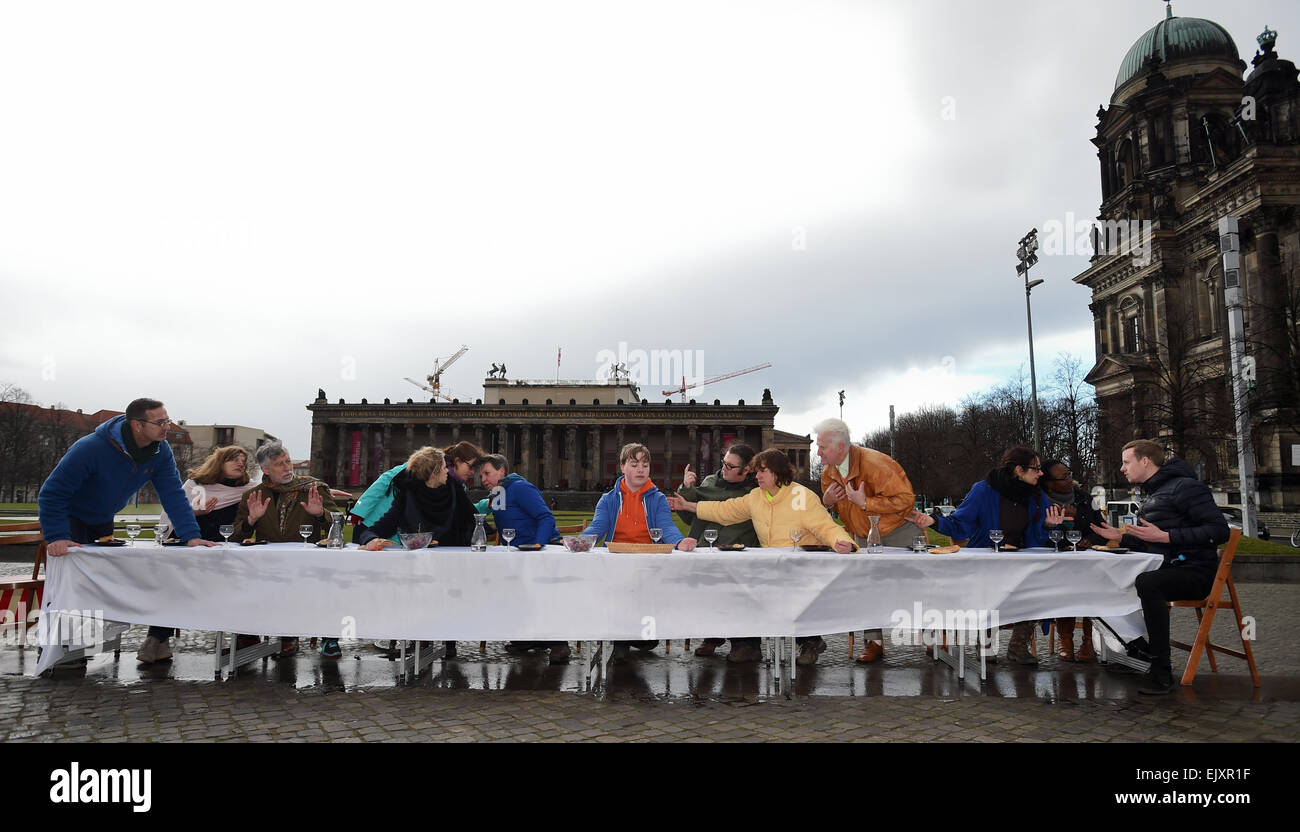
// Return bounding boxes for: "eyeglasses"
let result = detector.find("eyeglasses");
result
[1026,466,1043,472]
[135,418,169,428]
[722,462,742,471]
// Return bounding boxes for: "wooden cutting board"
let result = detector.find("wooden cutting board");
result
[606,542,674,554]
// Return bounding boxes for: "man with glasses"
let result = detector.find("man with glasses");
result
[38,398,219,664]
[813,417,920,664]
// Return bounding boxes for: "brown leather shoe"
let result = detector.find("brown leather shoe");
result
[854,641,884,664]
[694,638,725,657]
[1054,618,1076,661]
[1075,623,1097,662]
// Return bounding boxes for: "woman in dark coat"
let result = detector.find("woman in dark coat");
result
[911,445,1066,664]
[358,446,476,548]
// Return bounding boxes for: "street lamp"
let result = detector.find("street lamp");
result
[1016,228,1044,452]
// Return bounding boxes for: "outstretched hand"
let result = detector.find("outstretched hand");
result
[301,488,325,517]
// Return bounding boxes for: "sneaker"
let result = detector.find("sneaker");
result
[610,643,631,664]
[1138,667,1176,695]
[633,640,658,652]
[796,637,826,666]
[319,638,342,658]
[726,644,762,663]
[505,641,534,654]
[444,640,458,659]
[277,637,300,658]
[549,643,572,665]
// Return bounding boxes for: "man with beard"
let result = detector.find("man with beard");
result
[234,441,342,657]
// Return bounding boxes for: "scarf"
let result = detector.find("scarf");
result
[157,471,264,535]
[986,467,1039,506]
[120,422,159,463]
[265,475,327,533]
[394,470,455,532]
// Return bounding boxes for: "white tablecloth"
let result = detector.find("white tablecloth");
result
[34,544,1163,674]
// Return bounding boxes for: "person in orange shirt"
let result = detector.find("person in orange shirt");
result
[582,443,697,663]
[814,418,921,664]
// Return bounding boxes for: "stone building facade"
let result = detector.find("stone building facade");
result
[1075,9,1300,510]
[307,380,812,501]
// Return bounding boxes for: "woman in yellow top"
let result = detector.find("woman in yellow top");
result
[669,448,856,554]
[667,448,855,666]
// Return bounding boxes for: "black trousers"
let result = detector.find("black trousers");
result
[1135,565,1216,672]
[69,517,173,642]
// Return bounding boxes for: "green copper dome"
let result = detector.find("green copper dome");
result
[1114,13,1240,92]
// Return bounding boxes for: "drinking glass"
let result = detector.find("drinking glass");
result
[220,524,235,548]
[988,529,1004,552]
[649,528,662,544]
[1066,530,1082,552]
[125,524,141,545]
[1049,529,1064,551]
[299,524,314,548]
[913,534,929,553]
[789,528,804,551]
[501,528,516,550]
[155,518,171,547]
[703,529,718,552]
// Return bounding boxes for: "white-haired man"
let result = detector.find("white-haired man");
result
[814,417,921,663]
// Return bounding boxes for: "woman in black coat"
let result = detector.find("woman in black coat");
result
[358,447,476,549]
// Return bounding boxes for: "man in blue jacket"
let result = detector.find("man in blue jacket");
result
[476,454,560,546]
[38,398,219,664]
[476,453,571,663]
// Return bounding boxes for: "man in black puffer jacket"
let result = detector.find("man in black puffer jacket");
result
[1091,439,1229,695]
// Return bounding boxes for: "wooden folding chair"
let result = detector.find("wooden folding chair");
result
[0,531,46,646]
[1170,528,1259,686]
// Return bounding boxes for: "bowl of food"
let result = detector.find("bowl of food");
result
[562,534,597,552]
[399,532,434,550]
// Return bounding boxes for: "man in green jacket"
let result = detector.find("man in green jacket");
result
[674,444,764,662]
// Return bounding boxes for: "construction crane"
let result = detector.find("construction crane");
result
[662,362,772,402]
[403,344,469,401]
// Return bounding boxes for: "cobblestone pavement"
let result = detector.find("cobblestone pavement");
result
[4,554,1298,742]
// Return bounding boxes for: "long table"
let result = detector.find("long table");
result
[33,543,1163,682]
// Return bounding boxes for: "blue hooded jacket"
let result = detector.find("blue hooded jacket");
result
[582,477,684,546]
[935,478,1052,549]
[38,415,201,543]
[487,473,559,546]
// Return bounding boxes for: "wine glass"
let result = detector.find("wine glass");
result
[220,524,235,548]
[1066,530,1083,552]
[125,524,141,546]
[988,529,1004,552]
[299,524,314,548]
[702,529,718,552]
[1049,528,1064,551]
[913,534,929,553]
[501,528,516,550]
[649,528,662,545]
[789,528,804,551]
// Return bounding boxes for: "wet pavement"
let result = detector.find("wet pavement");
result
[4,554,1298,741]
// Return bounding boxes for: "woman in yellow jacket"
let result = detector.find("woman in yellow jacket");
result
[667,448,856,665]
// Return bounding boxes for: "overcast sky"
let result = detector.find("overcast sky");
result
[2,1,1296,458]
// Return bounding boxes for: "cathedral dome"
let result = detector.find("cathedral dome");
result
[1113,10,1240,99]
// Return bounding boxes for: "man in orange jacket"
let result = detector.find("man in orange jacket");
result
[815,418,922,664]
